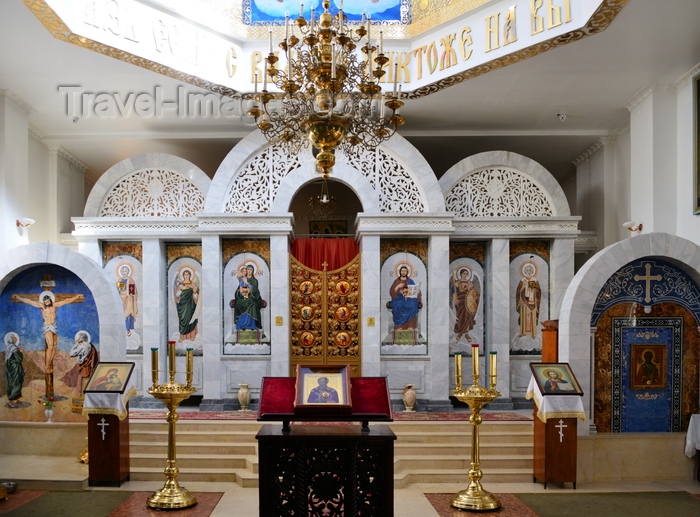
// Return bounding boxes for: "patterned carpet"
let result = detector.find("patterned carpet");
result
[128,410,532,421]
[0,491,223,517]
[425,492,700,517]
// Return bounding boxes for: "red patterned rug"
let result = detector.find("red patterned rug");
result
[129,410,532,421]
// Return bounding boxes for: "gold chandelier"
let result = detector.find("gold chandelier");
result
[247,0,405,179]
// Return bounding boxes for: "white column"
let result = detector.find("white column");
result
[549,238,575,320]
[0,91,31,254]
[487,239,510,397]
[201,235,222,398]
[141,238,166,397]
[628,87,677,234]
[270,234,290,376]
[428,234,450,400]
[361,235,381,376]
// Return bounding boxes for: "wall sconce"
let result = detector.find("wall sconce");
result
[623,221,643,233]
[16,217,35,228]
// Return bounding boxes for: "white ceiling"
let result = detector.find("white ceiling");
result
[1,0,699,189]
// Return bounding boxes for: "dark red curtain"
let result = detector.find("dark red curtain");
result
[290,238,359,271]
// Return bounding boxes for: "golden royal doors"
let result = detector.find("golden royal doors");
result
[290,255,361,376]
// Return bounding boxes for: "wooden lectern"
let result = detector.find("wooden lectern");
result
[87,410,130,486]
[257,376,395,516]
[528,360,585,489]
[82,362,135,487]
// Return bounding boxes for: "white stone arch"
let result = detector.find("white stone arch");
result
[206,130,445,214]
[0,243,126,361]
[559,232,700,429]
[84,153,211,217]
[439,150,571,217]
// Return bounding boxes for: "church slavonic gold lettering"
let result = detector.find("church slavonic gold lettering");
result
[547,0,571,28]
[439,34,458,70]
[412,46,426,80]
[460,27,473,61]
[84,0,138,43]
[504,6,517,46]
[485,13,500,52]
[531,0,544,34]
[397,51,411,83]
[426,42,439,74]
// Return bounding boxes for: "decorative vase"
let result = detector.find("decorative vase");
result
[44,408,54,422]
[402,384,416,412]
[237,383,251,411]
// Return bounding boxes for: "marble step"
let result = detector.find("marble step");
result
[130,466,258,487]
[129,429,260,443]
[130,440,258,455]
[395,454,532,471]
[395,442,532,456]
[130,452,255,471]
[394,468,533,488]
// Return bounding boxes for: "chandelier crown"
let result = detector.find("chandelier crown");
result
[247,0,405,177]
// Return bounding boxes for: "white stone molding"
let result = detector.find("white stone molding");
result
[207,130,444,215]
[675,63,700,91]
[452,217,580,238]
[558,232,700,433]
[575,231,599,253]
[439,151,571,218]
[72,217,200,239]
[356,213,454,237]
[0,89,35,114]
[0,243,126,361]
[197,213,295,235]
[84,153,210,218]
[57,147,89,173]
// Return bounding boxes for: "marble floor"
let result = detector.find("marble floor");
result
[1,454,699,516]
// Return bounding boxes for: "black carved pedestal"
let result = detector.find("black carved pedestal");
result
[256,424,396,517]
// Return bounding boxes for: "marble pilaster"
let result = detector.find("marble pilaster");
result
[428,234,450,400]
[360,235,381,376]
[488,239,511,397]
[269,234,290,376]
[550,237,575,320]
[141,239,166,396]
[201,235,222,399]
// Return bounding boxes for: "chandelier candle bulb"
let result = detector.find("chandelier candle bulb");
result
[379,31,383,54]
[455,352,463,389]
[472,343,480,382]
[151,347,159,387]
[268,29,272,53]
[393,63,398,96]
[332,44,336,79]
[299,3,303,17]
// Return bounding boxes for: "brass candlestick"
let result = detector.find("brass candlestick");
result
[147,343,197,510]
[451,346,501,511]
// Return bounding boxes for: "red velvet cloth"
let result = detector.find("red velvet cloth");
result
[258,377,392,421]
[290,238,359,271]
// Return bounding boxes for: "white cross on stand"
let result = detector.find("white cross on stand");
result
[98,417,109,440]
[555,419,567,442]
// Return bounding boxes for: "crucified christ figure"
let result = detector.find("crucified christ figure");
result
[12,291,83,398]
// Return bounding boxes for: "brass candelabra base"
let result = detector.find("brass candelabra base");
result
[451,383,501,511]
[147,381,197,510]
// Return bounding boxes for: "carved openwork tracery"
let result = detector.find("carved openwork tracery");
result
[224,146,306,213]
[445,167,553,217]
[99,168,205,217]
[222,143,425,214]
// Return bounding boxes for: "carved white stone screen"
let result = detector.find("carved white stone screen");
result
[347,147,425,213]
[224,146,305,213]
[223,143,425,213]
[99,168,205,217]
[445,167,553,217]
